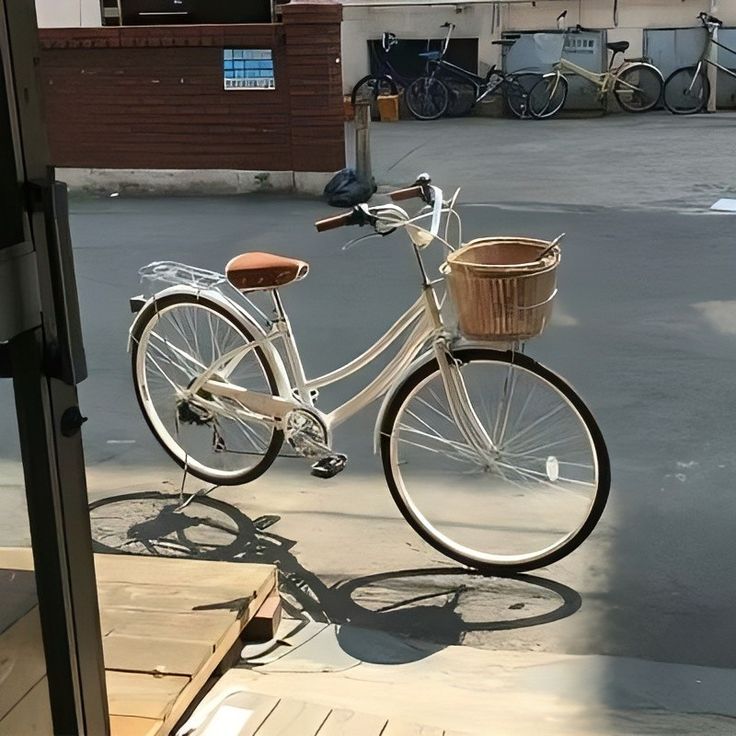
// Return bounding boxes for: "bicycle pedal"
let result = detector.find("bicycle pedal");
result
[310,453,347,479]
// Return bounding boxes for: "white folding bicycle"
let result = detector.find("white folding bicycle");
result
[129,176,610,574]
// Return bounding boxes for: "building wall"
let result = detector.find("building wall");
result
[37,6,345,173]
[35,0,101,27]
[342,0,732,89]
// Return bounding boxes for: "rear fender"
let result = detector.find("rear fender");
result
[127,286,291,399]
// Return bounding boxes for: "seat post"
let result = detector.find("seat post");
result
[271,290,287,323]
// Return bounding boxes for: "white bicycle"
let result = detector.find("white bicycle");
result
[129,176,610,574]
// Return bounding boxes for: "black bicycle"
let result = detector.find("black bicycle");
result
[406,23,539,120]
[663,12,731,114]
[351,32,403,120]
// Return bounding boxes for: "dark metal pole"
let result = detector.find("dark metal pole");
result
[1,0,109,733]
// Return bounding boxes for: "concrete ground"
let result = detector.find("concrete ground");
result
[4,113,736,733]
[372,111,736,213]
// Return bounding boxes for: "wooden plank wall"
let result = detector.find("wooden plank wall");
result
[38,3,345,172]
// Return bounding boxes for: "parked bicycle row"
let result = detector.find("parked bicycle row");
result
[353,11,727,121]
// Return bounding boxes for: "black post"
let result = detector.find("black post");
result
[1,0,109,733]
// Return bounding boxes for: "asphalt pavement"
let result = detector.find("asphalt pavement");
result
[3,114,736,731]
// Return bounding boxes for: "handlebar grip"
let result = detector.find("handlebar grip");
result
[315,211,356,232]
[390,185,425,202]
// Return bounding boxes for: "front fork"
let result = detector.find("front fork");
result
[433,337,498,463]
[422,284,497,462]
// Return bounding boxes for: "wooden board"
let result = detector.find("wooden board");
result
[0,548,277,736]
[109,716,162,736]
[253,699,330,736]
[317,708,388,736]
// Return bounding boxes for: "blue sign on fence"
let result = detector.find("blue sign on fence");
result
[223,49,275,90]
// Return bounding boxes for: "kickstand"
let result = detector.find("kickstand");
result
[175,482,220,513]
[174,459,221,513]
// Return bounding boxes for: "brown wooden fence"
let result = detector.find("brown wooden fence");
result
[38,2,344,173]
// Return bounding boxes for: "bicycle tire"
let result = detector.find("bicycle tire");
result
[405,76,449,120]
[131,292,283,486]
[663,66,709,114]
[529,72,569,119]
[613,63,663,113]
[380,348,610,575]
[504,73,539,119]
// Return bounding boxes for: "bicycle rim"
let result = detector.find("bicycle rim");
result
[406,77,449,120]
[614,65,662,112]
[382,351,609,572]
[505,73,539,119]
[664,66,708,114]
[132,295,281,484]
[529,74,567,119]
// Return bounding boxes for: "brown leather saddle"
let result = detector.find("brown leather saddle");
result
[225,252,309,291]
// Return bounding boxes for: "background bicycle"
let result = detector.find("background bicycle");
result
[663,13,729,114]
[529,11,663,119]
[406,23,540,120]
[350,32,403,120]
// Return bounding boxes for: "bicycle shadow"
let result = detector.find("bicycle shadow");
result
[89,490,582,664]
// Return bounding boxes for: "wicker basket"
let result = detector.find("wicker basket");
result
[442,237,560,341]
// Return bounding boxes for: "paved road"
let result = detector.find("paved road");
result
[2,117,736,722]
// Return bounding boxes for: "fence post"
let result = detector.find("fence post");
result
[354,100,372,183]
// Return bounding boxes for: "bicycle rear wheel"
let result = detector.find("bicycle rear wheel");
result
[663,66,709,114]
[529,72,568,119]
[613,64,663,112]
[405,76,449,120]
[380,348,610,574]
[131,293,283,485]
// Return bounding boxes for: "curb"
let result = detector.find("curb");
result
[56,169,334,197]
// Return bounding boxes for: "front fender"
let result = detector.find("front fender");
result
[127,286,292,400]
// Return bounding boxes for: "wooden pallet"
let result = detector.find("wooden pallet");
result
[0,548,277,736]
[179,687,473,736]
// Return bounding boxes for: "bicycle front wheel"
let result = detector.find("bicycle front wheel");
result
[613,64,663,112]
[131,293,283,485]
[504,73,539,119]
[663,66,709,114]
[405,76,449,120]
[380,349,610,574]
[528,72,568,119]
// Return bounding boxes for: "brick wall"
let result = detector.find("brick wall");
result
[38,2,344,172]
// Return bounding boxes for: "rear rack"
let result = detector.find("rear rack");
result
[138,261,225,290]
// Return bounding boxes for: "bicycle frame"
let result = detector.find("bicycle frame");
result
[194,284,439,432]
[690,31,736,87]
[430,58,506,104]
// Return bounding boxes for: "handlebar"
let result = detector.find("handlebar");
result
[699,12,723,27]
[390,185,427,202]
[315,209,365,232]
[314,175,442,246]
